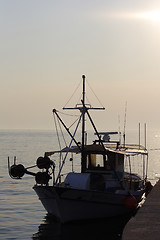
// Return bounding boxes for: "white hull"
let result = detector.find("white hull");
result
[33,185,144,223]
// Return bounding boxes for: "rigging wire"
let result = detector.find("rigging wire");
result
[53,113,62,151]
[76,94,83,107]
[63,77,105,109]
[57,116,68,147]
[68,116,81,129]
[123,101,127,146]
[53,113,64,172]
[57,110,81,130]
[118,114,121,143]
[86,79,105,108]
[58,110,79,117]
[85,95,92,106]
[63,79,82,108]
[55,114,82,183]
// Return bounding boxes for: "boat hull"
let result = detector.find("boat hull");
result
[33,185,144,222]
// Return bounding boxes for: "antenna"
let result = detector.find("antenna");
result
[144,123,147,149]
[123,101,127,147]
[139,123,141,149]
[118,114,121,144]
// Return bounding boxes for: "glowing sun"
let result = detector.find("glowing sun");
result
[135,10,160,22]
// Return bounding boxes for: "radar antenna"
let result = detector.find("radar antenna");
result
[123,101,127,147]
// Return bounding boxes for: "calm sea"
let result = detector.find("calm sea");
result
[0,129,160,240]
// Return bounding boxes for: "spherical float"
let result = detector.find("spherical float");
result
[124,196,137,209]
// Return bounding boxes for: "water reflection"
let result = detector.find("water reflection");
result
[33,213,133,240]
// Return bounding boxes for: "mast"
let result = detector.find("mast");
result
[63,75,105,173]
[81,75,86,172]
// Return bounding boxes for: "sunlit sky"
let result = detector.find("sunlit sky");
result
[1,0,160,132]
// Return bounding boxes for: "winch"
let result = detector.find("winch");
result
[8,156,55,185]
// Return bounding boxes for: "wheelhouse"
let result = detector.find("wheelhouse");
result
[83,144,124,175]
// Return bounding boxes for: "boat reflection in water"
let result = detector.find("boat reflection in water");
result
[33,212,135,240]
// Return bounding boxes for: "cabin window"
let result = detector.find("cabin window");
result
[96,154,104,167]
[86,153,110,170]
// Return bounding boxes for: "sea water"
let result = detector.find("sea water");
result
[0,129,160,240]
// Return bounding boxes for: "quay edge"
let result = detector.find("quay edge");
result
[122,179,160,240]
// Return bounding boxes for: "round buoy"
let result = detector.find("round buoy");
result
[124,196,137,209]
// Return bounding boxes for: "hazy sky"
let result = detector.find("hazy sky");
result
[1,0,160,132]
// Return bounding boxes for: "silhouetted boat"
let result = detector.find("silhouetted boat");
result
[8,75,149,223]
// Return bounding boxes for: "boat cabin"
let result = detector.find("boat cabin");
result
[83,144,124,177]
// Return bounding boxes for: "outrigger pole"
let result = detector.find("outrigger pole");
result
[55,114,82,183]
[52,109,82,152]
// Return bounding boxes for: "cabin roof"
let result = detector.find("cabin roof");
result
[45,143,148,157]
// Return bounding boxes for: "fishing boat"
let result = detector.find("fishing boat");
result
[8,75,150,223]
